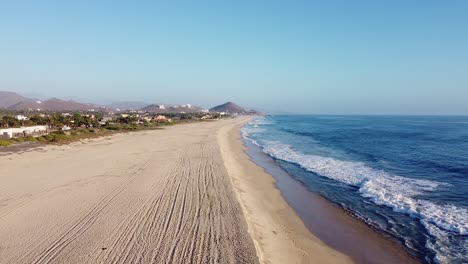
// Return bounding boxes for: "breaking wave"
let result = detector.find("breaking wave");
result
[261,142,467,235]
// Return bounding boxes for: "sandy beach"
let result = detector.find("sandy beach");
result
[218,119,353,264]
[0,117,351,263]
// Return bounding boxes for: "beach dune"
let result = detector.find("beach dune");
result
[0,118,350,263]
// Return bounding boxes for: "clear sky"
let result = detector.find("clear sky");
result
[1,1,467,114]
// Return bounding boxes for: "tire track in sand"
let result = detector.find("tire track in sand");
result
[14,156,156,264]
[95,143,257,264]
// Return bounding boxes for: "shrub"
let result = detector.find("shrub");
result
[40,133,69,142]
[13,137,37,143]
[0,139,12,146]
[51,133,69,142]
[105,124,122,130]
[23,137,38,142]
[13,137,26,143]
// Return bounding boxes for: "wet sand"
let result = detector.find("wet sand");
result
[243,138,421,264]
[218,118,353,264]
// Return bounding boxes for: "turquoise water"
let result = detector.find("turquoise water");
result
[242,115,468,264]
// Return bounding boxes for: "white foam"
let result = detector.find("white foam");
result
[243,117,468,263]
[241,129,261,147]
[241,117,272,147]
[248,116,273,126]
[422,219,468,264]
[261,142,468,237]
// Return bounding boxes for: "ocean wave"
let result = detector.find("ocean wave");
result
[248,116,273,126]
[241,127,262,147]
[241,117,272,147]
[261,141,468,237]
[422,219,468,264]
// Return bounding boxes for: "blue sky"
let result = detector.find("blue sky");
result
[1,1,467,114]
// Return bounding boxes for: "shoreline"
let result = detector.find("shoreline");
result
[218,117,352,263]
[220,117,420,263]
[0,117,421,263]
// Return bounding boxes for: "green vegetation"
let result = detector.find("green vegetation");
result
[12,137,38,143]
[0,111,230,147]
[0,139,12,146]
[40,133,69,142]
[0,112,104,129]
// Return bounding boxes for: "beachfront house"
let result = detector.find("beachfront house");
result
[0,125,49,139]
[153,115,172,122]
[200,114,214,120]
[99,116,113,125]
[15,115,29,121]
[141,116,152,122]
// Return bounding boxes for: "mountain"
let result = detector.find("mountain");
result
[1,91,261,114]
[0,91,35,109]
[209,102,247,114]
[108,101,149,111]
[140,104,205,113]
[41,98,99,111]
[0,91,111,112]
[7,98,110,112]
[246,109,263,115]
[210,102,262,115]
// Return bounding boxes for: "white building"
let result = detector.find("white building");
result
[15,115,28,121]
[153,115,172,122]
[0,126,49,139]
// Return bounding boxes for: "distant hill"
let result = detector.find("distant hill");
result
[210,102,262,115]
[6,96,110,112]
[43,98,107,111]
[140,104,205,113]
[209,102,247,114]
[1,91,261,114]
[108,101,149,111]
[246,109,263,115]
[0,91,35,109]
[0,90,118,112]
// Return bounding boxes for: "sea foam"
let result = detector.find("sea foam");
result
[261,142,468,236]
[242,117,468,263]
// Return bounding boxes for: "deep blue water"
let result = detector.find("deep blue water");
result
[242,115,468,264]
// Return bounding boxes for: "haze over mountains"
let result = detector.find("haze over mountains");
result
[107,101,149,111]
[0,91,259,114]
[141,104,205,113]
[0,91,34,109]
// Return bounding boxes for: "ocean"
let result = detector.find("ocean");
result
[242,115,468,264]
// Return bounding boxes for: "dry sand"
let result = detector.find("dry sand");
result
[0,117,352,263]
